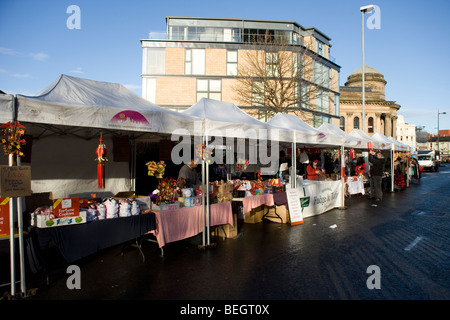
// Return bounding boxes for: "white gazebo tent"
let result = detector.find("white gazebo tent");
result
[0,93,24,297]
[15,74,200,197]
[267,113,345,188]
[318,122,370,149]
[266,113,346,217]
[5,75,201,296]
[182,98,272,245]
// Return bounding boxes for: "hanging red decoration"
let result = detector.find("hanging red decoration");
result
[95,133,108,188]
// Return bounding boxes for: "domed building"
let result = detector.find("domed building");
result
[339,65,400,138]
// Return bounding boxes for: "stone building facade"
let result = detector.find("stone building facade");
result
[339,65,401,138]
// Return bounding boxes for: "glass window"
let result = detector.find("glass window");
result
[197,79,221,101]
[340,116,345,131]
[186,49,205,75]
[354,117,360,129]
[316,89,329,113]
[227,50,238,76]
[368,117,374,133]
[145,48,165,75]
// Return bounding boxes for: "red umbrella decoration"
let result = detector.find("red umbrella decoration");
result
[95,133,107,188]
[0,121,26,158]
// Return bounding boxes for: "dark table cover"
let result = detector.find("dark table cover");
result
[32,212,156,263]
[272,191,288,207]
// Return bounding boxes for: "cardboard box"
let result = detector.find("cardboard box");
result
[264,205,290,224]
[244,205,265,224]
[213,213,238,238]
[53,197,80,218]
[32,211,87,228]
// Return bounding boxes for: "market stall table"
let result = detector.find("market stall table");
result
[30,212,157,264]
[152,201,233,248]
[346,177,365,196]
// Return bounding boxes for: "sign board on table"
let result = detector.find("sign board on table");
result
[0,166,31,197]
[53,197,80,218]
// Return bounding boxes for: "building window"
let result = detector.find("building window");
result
[316,89,329,114]
[144,48,165,75]
[197,79,221,101]
[227,50,238,76]
[252,81,265,107]
[368,117,374,133]
[265,52,278,77]
[354,117,360,129]
[317,40,325,56]
[340,116,345,131]
[185,49,205,75]
[313,62,331,88]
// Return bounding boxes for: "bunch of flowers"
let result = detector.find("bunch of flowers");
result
[156,177,180,205]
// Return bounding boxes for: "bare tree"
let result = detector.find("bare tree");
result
[232,32,336,123]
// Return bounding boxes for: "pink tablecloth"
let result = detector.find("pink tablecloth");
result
[153,201,233,248]
[241,194,274,213]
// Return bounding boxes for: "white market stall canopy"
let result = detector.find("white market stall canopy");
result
[0,93,14,123]
[349,129,385,150]
[372,133,409,152]
[15,74,199,135]
[267,113,345,147]
[318,122,370,149]
[182,98,269,139]
[386,136,410,152]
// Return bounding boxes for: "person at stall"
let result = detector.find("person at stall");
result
[306,159,323,180]
[178,159,200,188]
[369,150,386,201]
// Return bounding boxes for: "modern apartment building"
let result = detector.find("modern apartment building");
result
[396,115,416,151]
[141,16,341,127]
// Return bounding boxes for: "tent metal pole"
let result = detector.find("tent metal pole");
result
[8,154,16,298]
[205,134,210,246]
[391,147,394,192]
[16,155,26,297]
[341,145,345,208]
[292,132,296,189]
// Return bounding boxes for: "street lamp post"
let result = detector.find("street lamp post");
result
[438,109,447,153]
[360,5,375,133]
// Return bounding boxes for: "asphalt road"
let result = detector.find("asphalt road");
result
[4,165,450,310]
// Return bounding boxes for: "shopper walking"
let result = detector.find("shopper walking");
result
[369,150,386,201]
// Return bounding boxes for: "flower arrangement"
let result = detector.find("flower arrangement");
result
[156,177,181,205]
[1,121,26,157]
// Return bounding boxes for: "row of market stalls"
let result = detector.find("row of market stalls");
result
[0,74,411,297]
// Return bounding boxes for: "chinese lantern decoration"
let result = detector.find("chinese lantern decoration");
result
[0,121,26,157]
[95,133,107,188]
[146,161,157,176]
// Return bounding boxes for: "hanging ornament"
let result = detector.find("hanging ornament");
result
[155,160,166,179]
[195,143,212,163]
[95,133,108,188]
[0,121,26,157]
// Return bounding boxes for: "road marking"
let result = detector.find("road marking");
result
[404,236,424,251]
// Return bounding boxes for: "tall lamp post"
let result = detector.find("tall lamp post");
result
[360,5,375,133]
[438,109,446,153]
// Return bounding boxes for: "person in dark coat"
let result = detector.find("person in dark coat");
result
[369,150,386,201]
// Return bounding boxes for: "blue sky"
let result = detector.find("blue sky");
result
[1,0,449,134]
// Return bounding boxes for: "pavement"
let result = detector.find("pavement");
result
[2,166,450,316]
